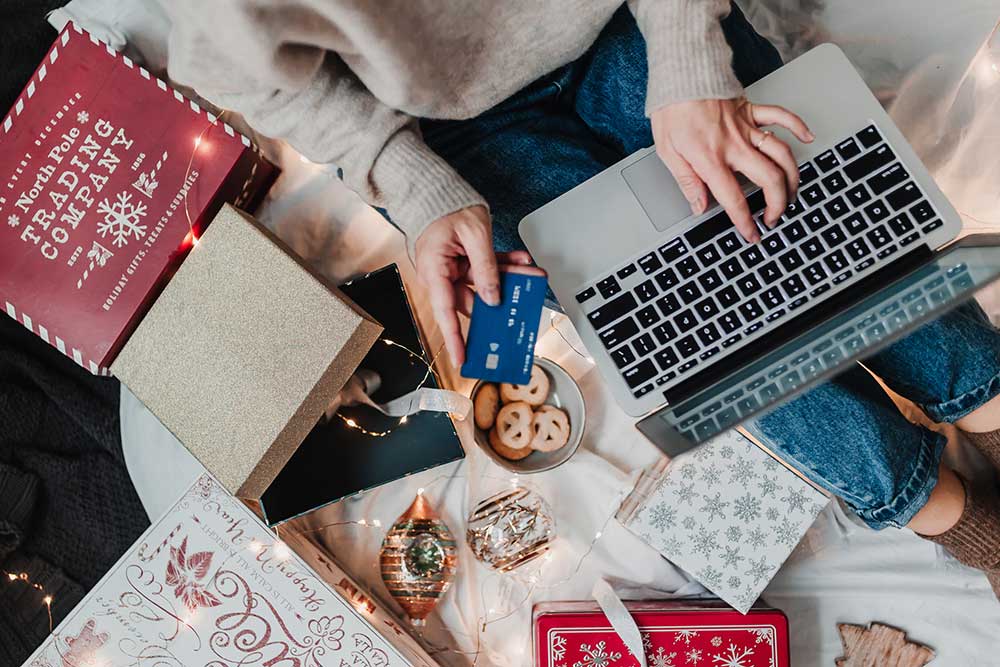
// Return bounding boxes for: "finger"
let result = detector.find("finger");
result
[497,250,534,266]
[733,145,787,228]
[693,156,758,242]
[658,145,709,215]
[426,274,466,366]
[750,104,814,143]
[454,284,476,317]
[756,131,800,199]
[456,224,501,306]
[500,264,548,277]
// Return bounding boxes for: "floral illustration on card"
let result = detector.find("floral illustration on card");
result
[165,536,221,612]
[59,619,108,667]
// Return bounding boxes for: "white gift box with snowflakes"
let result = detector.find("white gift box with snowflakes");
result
[619,429,829,613]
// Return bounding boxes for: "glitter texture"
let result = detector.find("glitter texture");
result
[112,205,382,498]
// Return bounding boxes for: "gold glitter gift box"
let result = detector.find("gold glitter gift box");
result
[111,205,383,499]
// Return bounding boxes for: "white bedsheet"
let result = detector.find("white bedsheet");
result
[53,0,1000,663]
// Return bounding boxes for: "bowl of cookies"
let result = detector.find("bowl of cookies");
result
[471,357,585,473]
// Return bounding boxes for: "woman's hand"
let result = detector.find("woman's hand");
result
[651,98,814,242]
[414,206,534,367]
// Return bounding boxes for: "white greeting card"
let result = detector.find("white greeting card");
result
[621,430,829,613]
[22,473,437,667]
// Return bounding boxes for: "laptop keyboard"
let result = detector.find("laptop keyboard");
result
[575,122,946,401]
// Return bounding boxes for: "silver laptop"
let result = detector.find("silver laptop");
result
[520,44,1000,456]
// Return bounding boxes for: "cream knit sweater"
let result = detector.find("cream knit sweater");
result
[161,1,742,245]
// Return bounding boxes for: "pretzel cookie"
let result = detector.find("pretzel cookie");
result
[500,365,550,407]
[489,426,532,461]
[530,405,571,452]
[495,401,534,450]
[473,383,501,431]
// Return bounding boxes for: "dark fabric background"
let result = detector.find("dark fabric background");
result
[0,0,70,111]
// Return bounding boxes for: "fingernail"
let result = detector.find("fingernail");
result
[751,232,762,243]
[805,130,816,142]
[485,286,501,306]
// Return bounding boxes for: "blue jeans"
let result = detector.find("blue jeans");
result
[420,5,1000,530]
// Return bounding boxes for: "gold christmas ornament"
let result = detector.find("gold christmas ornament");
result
[379,493,457,625]
[466,487,555,571]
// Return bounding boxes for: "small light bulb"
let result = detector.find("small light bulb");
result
[399,416,408,425]
[373,519,382,527]
[194,137,202,148]
[357,519,367,526]
[417,487,425,495]
[274,541,291,560]
[595,531,603,540]
[7,573,16,581]
[346,419,357,428]
[42,595,52,605]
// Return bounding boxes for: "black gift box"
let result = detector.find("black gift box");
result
[259,264,465,525]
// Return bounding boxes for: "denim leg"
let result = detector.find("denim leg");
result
[862,300,1000,423]
[744,363,947,530]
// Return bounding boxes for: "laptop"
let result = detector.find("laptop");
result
[519,44,1000,456]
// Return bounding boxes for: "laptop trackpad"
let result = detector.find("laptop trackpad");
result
[622,152,694,233]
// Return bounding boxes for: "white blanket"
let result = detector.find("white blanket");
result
[55,1,1000,663]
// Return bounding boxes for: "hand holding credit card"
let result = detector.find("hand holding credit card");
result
[461,266,549,384]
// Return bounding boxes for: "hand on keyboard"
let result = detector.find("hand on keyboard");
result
[650,97,815,242]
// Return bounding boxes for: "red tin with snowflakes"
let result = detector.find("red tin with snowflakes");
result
[0,22,275,374]
[533,600,789,667]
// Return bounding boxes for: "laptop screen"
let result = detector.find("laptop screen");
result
[638,235,1000,457]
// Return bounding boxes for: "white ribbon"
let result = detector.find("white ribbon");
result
[592,579,647,667]
[326,370,472,423]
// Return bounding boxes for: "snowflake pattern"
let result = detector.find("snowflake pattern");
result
[733,493,762,522]
[673,481,701,507]
[728,458,758,486]
[765,507,780,522]
[700,492,730,523]
[719,445,735,459]
[711,637,723,648]
[744,556,774,584]
[780,487,812,514]
[751,628,774,645]
[552,634,567,662]
[696,565,723,588]
[674,630,699,645]
[744,526,767,551]
[775,518,803,547]
[720,545,745,569]
[96,191,148,248]
[76,110,90,124]
[573,641,621,667]
[649,647,678,667]
[711,643,754,667]
[725,526,743,544]
[682,516,697,531]
[681,463,698,480]
[727,576,742,590]
[6,214,19,228]
[686,648,703,665]
[648,503,678,531]
[757,475,780,498]
[691,527,720,558]
[700,464,722,486]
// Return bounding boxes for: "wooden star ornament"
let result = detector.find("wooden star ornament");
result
[835,623,935,667]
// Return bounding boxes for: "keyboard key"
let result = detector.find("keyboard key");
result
[845,183,872,207]
[788,296,808,310]
[746,189,767,215]
[677,256,700,278]
[588,292,637,330]
[857,124,882,148]
[676,335,700,357]
[922,219,943,234]
[576,286,596,303]
[678,282,702,304]
[611,346,636,368]
[876,244,899,260]
[757,260,782,285]
[886,182,921,211]
[597,276,621,298]
[801,237,824,260]
[697,268,722,292]
[737,273,763,296]
[801,183,827,207]
[739,298,764,322]
[744,322,764,336]
[659,238,687,263]
[717,285,740,308]
[632,333,657,357]
[600,317,640,349]
[864,200,890,223]
[836,137,862,160]
[720,257,743,280]
[821,223,847,248]
[823,249,849,272]
[766,309,787,323]
[783,197,806,221]
[804,262,828,285]
[696,244,722,266]
[653,322,676,345]
[636,305,661,328]
[869,163,909,195]
[845,238,871,261]
[677,359,699,374]
[866,225,891,249]
[824,195,850,219]
[718,232,743,254]
[696,322,721,345]
[655,267,679,291]
[740,245,766,268]
[633,384,654,398]
[798,161,819,185]
[722,333,743,348]
[699,346,721,361]
[675,309,698,332]
[816,149,840,172]
[887,212,914,237]
[761,286,785,309]
[781,274,806,296]
[694,296,719,320]
[657,293,681,316]
[782,220,807,244]
[843,211,867,235]
[654,347,679,370]
[762,234,786,257]
[832,270,852,285]
[854,257,875,272]
[638,252,663,274]
[844,143,894,181]
[623,359,657,388]
[804,209,829,231]
[685,210,734,248]
[821,172,848,194]
[719,311,742,333]
[620,266,640,283]
[778,248,804,272]
[635,279,659,303]
[810,284,831,298]
[910,200,935,224]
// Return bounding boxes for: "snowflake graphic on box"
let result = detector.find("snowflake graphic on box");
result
[649,646,677,667]
[648,503,678,531]
[674,629,699,645]
[96,191,148,248]
[76,110,90,124]
[711,643,754,667]
[573,641,621,667]
[552,634,568,662]
[7,214,19,228]
[686,648,703,665]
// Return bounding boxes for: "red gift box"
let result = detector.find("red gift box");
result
[0,23,276,374]
[533,601,789,667]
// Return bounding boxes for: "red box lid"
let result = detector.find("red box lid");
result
[0,23,275,373]
[533,600,789,667]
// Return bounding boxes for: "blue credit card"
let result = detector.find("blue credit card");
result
[461,271,548,384]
